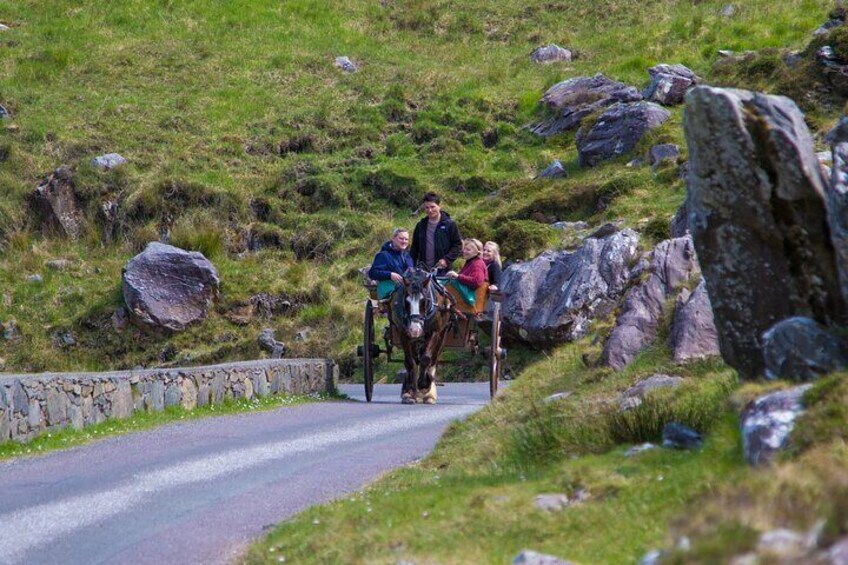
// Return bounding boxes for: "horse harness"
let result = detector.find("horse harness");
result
[389,271,459,341]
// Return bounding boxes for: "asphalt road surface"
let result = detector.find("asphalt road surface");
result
[0,382,490,565]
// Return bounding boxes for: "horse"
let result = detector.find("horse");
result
[389,267,456,404]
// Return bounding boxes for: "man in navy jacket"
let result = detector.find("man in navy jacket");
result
[368,228,414,284]
[410,192,462,273]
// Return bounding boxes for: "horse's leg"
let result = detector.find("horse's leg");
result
[420,319,452,405]
[417,352,431,404]
[400,339,417,405]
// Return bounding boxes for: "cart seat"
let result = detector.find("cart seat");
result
[445,282,489,315]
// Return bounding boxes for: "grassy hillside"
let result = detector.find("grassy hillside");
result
[5,1,848,563]
[0,0,835,374]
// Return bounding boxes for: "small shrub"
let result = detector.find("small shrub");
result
[445,175,500,194]
[641,215,671,243]
[790,372,848,453]
[494,220,551,259]
[169,213,226,259]
[128,223,161,254]
[247,222,287,251]
[381,84,411,122]
[123,179,243,226]
[384,134,415,157]
[411,118,445,144]
[512,183,602,223]
[607,373,736,444]
[292,173,348,212]
[278,134,316,155]
[360,167,421,209]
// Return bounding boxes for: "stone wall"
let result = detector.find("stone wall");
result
[0,359,337,443]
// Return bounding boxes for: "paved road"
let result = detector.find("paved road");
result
[0,383,490,565]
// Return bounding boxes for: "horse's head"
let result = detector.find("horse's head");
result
[402,267,432,339]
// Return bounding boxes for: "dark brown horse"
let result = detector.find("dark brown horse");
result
[390,267,456,404]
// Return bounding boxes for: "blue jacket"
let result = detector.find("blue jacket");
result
[368,241,414,281]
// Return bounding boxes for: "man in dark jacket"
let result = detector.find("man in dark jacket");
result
[368,228,414,284]
[410,192,462,273]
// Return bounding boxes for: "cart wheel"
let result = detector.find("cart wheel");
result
[489,302,503,399]
[363,301,376,402]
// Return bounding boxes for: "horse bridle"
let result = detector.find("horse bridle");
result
[391,268,452,337]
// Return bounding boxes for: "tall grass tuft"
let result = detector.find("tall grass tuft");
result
[607,373,737,444]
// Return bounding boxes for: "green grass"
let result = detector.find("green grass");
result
[0,390,339,460]
[2,2,848,560]
[0,0,836,375]
[244,341,745,564]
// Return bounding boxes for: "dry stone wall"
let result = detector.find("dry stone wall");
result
[0,359,337,443]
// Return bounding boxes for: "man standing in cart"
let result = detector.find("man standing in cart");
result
[410,192,462,275]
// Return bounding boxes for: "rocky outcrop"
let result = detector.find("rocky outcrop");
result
[91,153,127,170]
[741,385,811,466]
[642,64,701,106]
[258,328,286,359]
[29,167,83,240]
[762,317,847,381]
[0,359,337,443]
[825,117,848,308]
[648,143,681,169]
[669,195,689,237]
[669,280,721,363]
[535,159,566,179]
[529,74,642,137]
[662,422,703,449]
[122,242,220,332]
[500,229,640,346]
[530,44,573,64]
[577,102,671,167]
[603,236,699,370]
[334,56,357,72]
[684,86,847,379]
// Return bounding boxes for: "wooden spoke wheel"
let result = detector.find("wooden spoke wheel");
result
[489,302,504,399]
[363,301,376,402]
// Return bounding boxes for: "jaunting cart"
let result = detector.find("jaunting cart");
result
[357,281,505,402]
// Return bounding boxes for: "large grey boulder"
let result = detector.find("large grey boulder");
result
[684,86,847,379]
[825,117,848,307]
[669,279,721,363]
[122,242,220,331]
[762,317,847,381]
[577,102,671,167]
[529,74,642,137]
[500,229,640,346]
[643,64,701,106]
[741,385,811,466]
[29,168,83,240]
[603,236,700,370]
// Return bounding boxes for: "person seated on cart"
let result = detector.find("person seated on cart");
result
[410,192,462,275]
[482,240,502,292]
[444,238,488,306]
[368,228,414,299]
